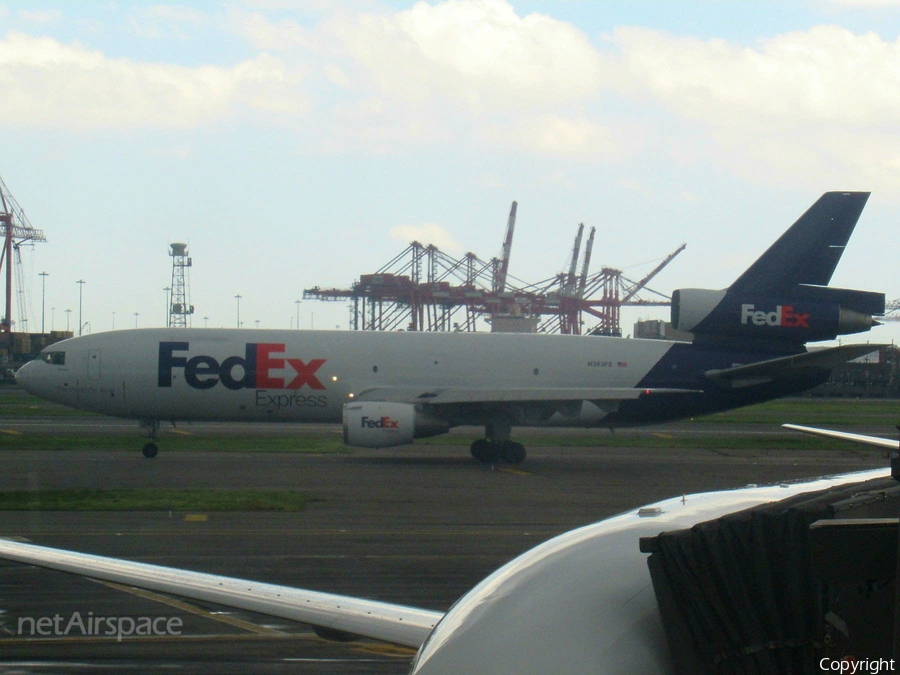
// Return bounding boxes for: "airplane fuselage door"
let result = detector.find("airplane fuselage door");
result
[88,349,101,381]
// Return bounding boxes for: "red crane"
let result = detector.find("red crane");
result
[1,175,47,334]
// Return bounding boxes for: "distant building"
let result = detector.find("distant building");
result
[807,344,900,398]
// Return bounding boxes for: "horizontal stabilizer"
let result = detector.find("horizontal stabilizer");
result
[782,424,899,450]
[0,538,442,648]
[704,343,883,388]
[356,386,702,405]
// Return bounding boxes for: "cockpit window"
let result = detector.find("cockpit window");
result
[41,351,66,366]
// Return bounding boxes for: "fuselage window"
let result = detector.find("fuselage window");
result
[41,351,66,366]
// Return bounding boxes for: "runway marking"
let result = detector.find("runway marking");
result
[183,514,208,522]
[94,580,287,636]
[1,429,23,435]
[497,466,532,476]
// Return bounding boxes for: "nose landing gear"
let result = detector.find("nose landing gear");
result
[140,419,160,459]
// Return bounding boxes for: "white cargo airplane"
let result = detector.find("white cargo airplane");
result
[14,192,886,460]
[0,467,891,674]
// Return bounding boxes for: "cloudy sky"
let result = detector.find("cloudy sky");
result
[1,0,898,345]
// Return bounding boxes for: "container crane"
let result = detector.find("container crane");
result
[1,175,47,334]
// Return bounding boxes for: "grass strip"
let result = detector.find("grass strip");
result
[0,433,347,453]
[418,432,871,451]
[691,398,900,426]
[0,488,311,511]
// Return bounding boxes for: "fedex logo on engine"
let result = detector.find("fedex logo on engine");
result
[361,416,399,429]
[740,304,810,328]
[158,342,326,390]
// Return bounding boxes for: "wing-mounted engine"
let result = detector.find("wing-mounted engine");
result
[672,286,884,344]
[342,402,450,448]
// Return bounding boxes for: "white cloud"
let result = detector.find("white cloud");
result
[611,25,900,126]
[0,32,308,129]
[390,223,462,252]
[233,0,613,156]
[609,25,900,191]
[325,0,604,114]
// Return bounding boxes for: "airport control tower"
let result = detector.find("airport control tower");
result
[169,243,194,328]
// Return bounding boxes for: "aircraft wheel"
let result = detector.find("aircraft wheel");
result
[500,441,526,465]
[470,439,496,464]
[142,442,159,459]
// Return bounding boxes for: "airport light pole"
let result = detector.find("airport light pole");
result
[76,280,85,336]
[39,272,48,334]
[164,287,171,327]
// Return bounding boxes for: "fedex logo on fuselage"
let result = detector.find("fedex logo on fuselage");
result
[158,342,326,390]
[361,416,399,429]
[740,304,810,328]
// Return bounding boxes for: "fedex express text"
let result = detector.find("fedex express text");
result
[158,342,329,409]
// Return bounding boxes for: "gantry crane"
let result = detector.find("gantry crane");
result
[1,175,47,333]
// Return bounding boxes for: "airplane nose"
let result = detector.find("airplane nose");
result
[15,360,37,393]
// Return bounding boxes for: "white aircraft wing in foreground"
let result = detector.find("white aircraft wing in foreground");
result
[782,423,900,450]
[0,468,891,675]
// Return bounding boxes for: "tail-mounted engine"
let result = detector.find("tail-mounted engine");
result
[671,285,884,344]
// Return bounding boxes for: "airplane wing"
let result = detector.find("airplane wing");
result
[782,423,899,450]
[0,538,442,648]
[355,386,702,405]
[704,343,883,388]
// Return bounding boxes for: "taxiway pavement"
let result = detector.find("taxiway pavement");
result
[0,409,889,673]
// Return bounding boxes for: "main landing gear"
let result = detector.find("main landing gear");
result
[470,439,526,465]
[470,418,526,465]
[140,419,160,459]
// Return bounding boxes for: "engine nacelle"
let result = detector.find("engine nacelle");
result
[342,402,449,448]
[672,287,883,343]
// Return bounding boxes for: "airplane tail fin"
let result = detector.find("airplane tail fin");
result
[728,191,869,295]
[671,192,884,348]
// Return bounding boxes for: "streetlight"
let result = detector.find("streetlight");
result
[235,294,242,329]
[134,312,139,329]
[76,279,85,336]
[164,287,171,327]
[112,311,116,331]
[203,316,209,328]
[65,308,71,332]
[39,272,48,334]
[50,307,55,332]
[295,300,301,330]
[254,319,260,329]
